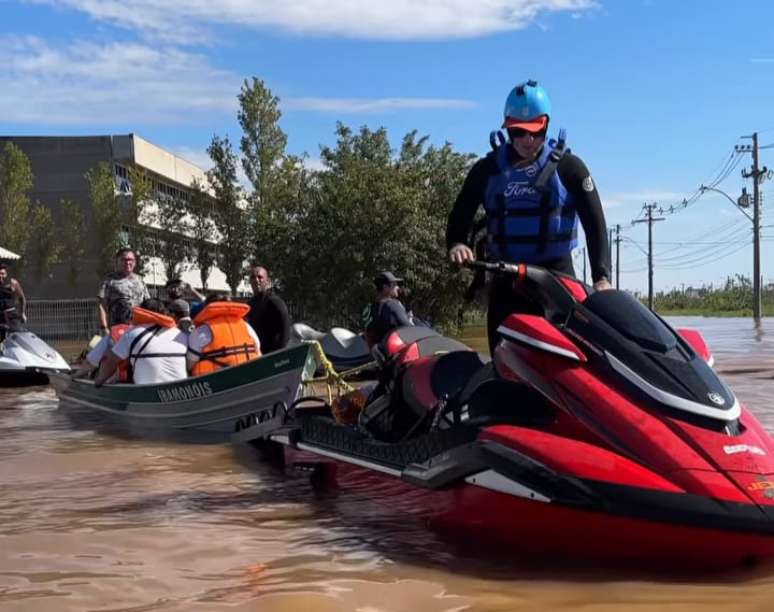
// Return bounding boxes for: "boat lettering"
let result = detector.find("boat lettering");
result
[723,444,766,456]
[274,358,290,369]
[157,381,214,403]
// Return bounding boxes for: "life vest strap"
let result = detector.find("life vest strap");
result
[490,230,577,245]
[199,343,257,361]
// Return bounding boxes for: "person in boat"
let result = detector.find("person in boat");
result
[93,298,188,386]
[72,299,133,380]
[245,265,290,354]
[164,278,204,313]
[167,298,194,333]
[446,79,612,354]
[188,293,261,376]
[97,248,150,335]
[0,263,27,329]
[364,271,414,347]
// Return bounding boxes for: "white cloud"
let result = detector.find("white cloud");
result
[284,97,476,113]
[30,0,598,41]
[0,36,240,124]
[0,36,476,125]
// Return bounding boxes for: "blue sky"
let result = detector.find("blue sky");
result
[1,0,773,293]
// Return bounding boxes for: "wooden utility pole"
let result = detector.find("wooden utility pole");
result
[632,204,664,310]
[615,224,621,289]
[739,133,767,321]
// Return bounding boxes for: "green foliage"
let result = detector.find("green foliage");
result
[188,178,217,289]
[25,204,60,281]
[155,195,190,280]
[207,135,251,294]
[238,77,287,216]
[124,165,154,274]
[85,162,121,278]
[651,274,774,315]
[0,142,33,256]
[59,198,86,287]
[269,123,475,329]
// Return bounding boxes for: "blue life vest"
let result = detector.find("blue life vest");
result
[483,137,578,263]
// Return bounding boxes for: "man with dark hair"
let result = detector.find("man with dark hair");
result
[97,248,149,333]
[364,271,414,346]
[0,263,26,326]
[245,265,290,354]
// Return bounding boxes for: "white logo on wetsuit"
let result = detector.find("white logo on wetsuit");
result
[582,176,595,192]
[504,182,537,198]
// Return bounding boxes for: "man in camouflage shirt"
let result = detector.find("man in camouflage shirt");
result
[97,248,150,332]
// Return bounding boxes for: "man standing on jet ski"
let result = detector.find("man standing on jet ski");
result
[446,80,612,353]
[0,263,26,326]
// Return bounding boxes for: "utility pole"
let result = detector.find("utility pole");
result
[615,224,621,289]
[632,203,665,310]
[608,227,614,283]
[738,133,768,321]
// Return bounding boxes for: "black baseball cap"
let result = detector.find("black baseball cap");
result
[374,271,403,289]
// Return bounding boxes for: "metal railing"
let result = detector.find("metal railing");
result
[26,298,99,342]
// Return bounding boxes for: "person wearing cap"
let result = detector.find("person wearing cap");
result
[364,271,414,346]
[446,79,611,354]
[245,265,290,354]
[167,298,194,334]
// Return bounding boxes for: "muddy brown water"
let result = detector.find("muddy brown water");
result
[1,317,774,611]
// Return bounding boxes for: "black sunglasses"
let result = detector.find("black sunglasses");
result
[508,127,546,140]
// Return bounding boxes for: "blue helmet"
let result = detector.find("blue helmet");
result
[503,80,551,130]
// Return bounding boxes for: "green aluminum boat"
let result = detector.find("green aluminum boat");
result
[50,343,316,439]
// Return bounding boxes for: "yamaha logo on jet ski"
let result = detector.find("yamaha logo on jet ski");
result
[708,392,726,406]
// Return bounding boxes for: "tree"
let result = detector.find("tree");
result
[188,178,217,290]
[0,142,33,257]
[207,135,251,294]
[288,123,474,330]
[59,198,87,287]
[155,195,190,280]
[238,78,287,231]
[25,204,60,281]
[85,162,121,278]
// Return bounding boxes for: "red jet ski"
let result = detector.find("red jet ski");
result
[246,262,774,568]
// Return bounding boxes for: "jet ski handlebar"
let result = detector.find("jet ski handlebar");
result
[463,260,577,323]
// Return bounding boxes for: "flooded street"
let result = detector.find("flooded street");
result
[2,318,774,611]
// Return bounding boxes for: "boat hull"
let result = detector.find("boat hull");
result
[279,440,774,569]
[52,344,315,438]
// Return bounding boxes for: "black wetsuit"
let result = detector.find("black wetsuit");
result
[246,290,291,354]
[446,145,610,354]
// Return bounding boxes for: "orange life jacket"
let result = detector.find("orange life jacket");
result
[109,323,131,382]
[191,302,260,376]
[131,307,176,328]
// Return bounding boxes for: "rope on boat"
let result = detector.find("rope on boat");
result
[304,340,355,404]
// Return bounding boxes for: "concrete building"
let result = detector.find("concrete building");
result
[0,134,242,299]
